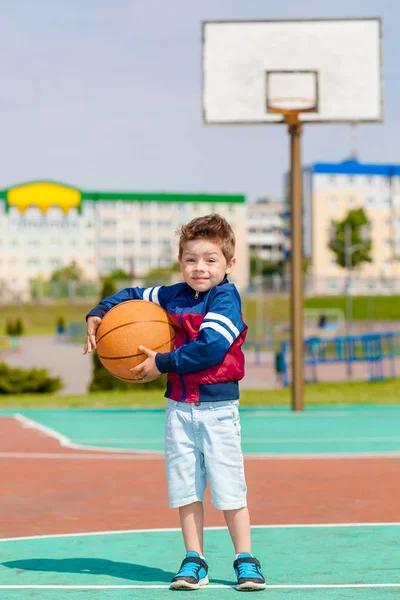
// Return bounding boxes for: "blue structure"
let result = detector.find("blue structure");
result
[279,332,398,387]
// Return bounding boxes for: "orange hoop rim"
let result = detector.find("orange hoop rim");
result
[267,97,318,116]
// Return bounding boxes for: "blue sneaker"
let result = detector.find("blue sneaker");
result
[170,551,209,590]
[233,554,266,591]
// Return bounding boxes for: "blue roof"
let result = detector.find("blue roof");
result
[312,159,400,176]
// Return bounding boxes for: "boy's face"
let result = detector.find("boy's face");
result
[179,239,235,293]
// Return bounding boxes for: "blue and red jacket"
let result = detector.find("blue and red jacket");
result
[87,277,248,403]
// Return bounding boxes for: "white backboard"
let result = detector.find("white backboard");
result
[202,18,383,124]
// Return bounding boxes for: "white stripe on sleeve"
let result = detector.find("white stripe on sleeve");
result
[143,287,152,302]
[151,286,161,305]
[204,312,240,338]
[199,322,234,345]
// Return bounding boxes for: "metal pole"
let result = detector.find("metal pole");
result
[345,222,352,333]
[344,222,353,378]
[287,115,304,412]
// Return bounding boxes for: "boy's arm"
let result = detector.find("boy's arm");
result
[86,285,170,320]
[83,285,173,355]
[155,288,245,375]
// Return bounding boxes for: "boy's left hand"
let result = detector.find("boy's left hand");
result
[130,346,162,382]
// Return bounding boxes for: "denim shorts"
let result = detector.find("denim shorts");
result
[164,399,247,510]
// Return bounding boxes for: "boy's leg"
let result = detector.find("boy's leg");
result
[223,506,251,554]
[179,501,204,555]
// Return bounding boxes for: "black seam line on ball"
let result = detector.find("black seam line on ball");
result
[96,320,174,344]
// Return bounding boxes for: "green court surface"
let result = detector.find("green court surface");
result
[0,525,400,598]
[4,405,400,455]
[0,525,400,600]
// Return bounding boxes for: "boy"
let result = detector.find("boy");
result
[84,214,266,591]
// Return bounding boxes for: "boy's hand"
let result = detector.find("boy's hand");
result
[83,316,102,354]
[130,346,161,382]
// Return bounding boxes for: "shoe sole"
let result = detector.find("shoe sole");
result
[236,581,266,591]
[170,576,209,590]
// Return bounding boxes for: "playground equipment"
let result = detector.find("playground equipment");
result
[273,308,346,340]
[279,332,399,387]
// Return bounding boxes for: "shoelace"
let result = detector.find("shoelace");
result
[177,562,201,578]
[237,561,260,578]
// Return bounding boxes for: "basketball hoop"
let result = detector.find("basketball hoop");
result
[267,97,318,117]
[267,97,318,126]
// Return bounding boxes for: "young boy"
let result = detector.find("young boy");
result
[84,214,266,591]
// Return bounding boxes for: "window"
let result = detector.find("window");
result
[329,197,337,207]
[385,198,392,206]
[347,175,354,184]
[367,197,376,207]
[347,196,356,207]
[140,220,151,227]
[327,279,337,289]
[141,240,151,247]
[385,239,392,246]
[329,175,336,184]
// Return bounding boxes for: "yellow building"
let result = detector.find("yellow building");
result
[0,181,248,301]
[303,159,400,295]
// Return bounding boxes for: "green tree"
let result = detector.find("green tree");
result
[110,268,131,281]
[50,260,83,283]
[249,254,283,277]
[100,277,117,299]
[328,208,372,270]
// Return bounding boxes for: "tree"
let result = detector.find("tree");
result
[100,277,117,299]
[110,268,131,281]
[50,260,83,283]
[328,208,372,270]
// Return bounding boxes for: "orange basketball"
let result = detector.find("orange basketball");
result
[95,300,175,383]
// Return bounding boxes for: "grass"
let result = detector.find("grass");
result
[1,378,400,408]
[2,294,400,337]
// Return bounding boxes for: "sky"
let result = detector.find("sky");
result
[0,0,398,201]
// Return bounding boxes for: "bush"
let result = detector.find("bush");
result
[5,318,25,336]
[0,363,63,395]
[89,352,166,392]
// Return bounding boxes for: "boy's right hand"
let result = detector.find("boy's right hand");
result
[83,316,102,354]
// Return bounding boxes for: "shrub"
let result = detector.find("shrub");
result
[0,363,63,395]
[89,352,166,392]
[5,318,25,336]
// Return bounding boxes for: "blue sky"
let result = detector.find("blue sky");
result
[0,0,398,201]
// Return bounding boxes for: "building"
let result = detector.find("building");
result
[302,159,400,295]
[0,181,248,301]
[247,197,288,262]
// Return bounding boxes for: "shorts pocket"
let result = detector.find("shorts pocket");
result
[210,403,239,427]
[166,401,178,422]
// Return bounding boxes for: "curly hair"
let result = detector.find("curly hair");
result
[178,213,235,262]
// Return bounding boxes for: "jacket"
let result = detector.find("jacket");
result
[87,277,247,403]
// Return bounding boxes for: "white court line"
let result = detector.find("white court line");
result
[1,522,399,543]
[11,414,400,460]
[2,450,400,460]
[76,436,400,443]
[0,452,163,460]
[13,413,163,456]
[0,584,400,590]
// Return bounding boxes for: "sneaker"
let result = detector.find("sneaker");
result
[233,554,266,591]
[170,551,209,590]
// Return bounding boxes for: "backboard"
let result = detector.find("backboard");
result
[202,18,383,124]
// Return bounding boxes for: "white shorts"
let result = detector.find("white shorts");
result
[164,399,247,510]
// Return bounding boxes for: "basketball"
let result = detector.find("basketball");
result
[95,300,175,383]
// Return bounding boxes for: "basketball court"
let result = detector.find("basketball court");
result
[0,13,392,600]
[0,406,399,598]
